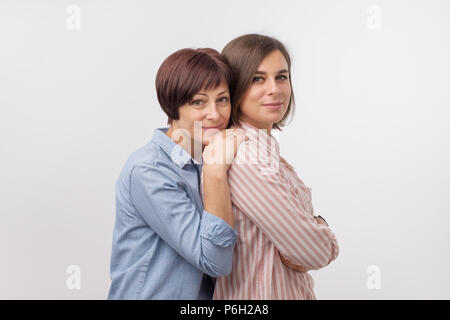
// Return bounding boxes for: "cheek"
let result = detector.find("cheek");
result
[282,84,292,99]
[241,89,262,113]
[179,111,202,136]
[250,88,264,102]
[179,108,195,124]
[188,110,206,124]
[220,105,231,119]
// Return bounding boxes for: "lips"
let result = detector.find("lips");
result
[262,102,283,110]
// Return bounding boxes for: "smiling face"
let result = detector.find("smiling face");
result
[167,80,231,150]
[239,50,292,133]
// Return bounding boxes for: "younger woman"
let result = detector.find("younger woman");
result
[214,34,340,300]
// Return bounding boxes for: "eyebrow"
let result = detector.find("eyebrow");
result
[255,69,289,75]
[195,91,229,96]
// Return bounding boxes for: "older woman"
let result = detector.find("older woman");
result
[213,34,340,300]
[108,48,246,299]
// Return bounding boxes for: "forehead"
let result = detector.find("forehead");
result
[194,80,229,95]
[257,50,289,71]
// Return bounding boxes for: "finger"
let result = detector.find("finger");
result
[234,133,248,145]
[207,133,220,145]
[211,130,224,141]
[234,128,245,136]
[233,138,245,151]
[228,128,244,137]
[205,130,220,145]
[225,128,236,137]
[203,135,213,145]
[225,128,243,136]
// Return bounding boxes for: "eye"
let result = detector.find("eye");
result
[217,96,229,104]
[252,76,264,83]
[276,74,289,81]
[191,99,205,107]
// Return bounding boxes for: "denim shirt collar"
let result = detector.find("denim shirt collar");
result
[152,127,201,168]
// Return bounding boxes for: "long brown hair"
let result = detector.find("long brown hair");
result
[222,34,295,130]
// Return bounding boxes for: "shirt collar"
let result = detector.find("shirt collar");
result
[238,121,271,139]
[237,121,280,154]
[152,127,201,168]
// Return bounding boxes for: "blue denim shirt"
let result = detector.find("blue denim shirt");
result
[107,127,237,300]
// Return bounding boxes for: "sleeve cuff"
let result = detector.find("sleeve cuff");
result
[200,210,237,247]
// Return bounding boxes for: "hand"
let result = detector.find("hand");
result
[202,128,247,172]
[314,215,328,226]
[279,253,308,273]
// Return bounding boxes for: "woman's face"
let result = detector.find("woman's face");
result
[239,50,291,132]
[172,80,231,148]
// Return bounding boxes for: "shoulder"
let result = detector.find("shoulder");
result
[122,142,182,187]
[230,148,283,187]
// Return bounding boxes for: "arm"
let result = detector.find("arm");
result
[203,168,234,228]
[277,156,333,272]
[201,128,248,228]
[130,163,237,277]
[228,141,339,271]
[279,216,330,272]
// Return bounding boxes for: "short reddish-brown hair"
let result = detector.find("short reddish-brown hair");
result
[156,48,232,124]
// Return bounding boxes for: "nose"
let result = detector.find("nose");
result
[266,78,281,96]
[206,103,220,120]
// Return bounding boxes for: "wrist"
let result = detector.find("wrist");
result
[203,165,228,180]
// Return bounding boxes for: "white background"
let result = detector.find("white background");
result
[1,0,449,299]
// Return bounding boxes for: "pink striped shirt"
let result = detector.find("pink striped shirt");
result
[212,121,339,300]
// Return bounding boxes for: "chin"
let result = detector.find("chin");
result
[265,115,283,125]
[200,133,216,146]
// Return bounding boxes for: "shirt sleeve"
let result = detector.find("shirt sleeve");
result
[228,141,339,271]
[130,162,237,277]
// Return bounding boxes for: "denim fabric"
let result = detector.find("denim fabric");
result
[107,127,237,300]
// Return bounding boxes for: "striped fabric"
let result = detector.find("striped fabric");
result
[212,122,339,300]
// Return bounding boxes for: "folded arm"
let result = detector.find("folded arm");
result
[228,142,339,271]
